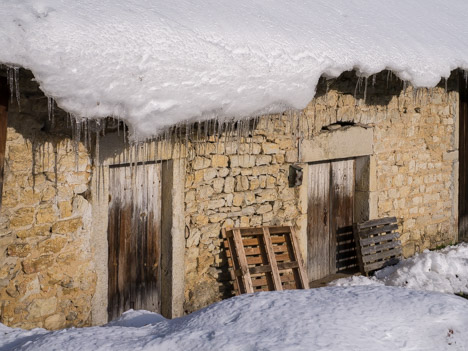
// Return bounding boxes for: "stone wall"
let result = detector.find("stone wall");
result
[183,72,459,313]
[0,70,95,329]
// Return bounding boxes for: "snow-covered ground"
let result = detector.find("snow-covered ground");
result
[331,243,468,294]
[1,243,468,351]
[2,1,468,138]
[1,287,467,351]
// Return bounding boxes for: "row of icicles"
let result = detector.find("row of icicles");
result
[4,66,466,173]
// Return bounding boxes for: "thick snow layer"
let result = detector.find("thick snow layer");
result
[1,1,468,138]
[331,243,468,294]
[1,287,468,351]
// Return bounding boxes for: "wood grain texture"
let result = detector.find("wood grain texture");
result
[0,77,8,210]
[460,73,468,241]
[307,162,331,281]
[262,227,283,290]
[330,160,355,274]
[108,163,162,321]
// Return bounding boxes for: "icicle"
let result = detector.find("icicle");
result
[372,74,377,87]
[7,67,14,103]
[13,67,20,110]
[354,76,363,101]
[363,77,368,102]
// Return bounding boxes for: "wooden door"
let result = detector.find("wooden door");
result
[108,163,162,321]
[460,73,468,241]
[307,159,356,281]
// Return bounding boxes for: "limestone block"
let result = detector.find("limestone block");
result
[230,155,256,168]
[52,218,83,234]
[7,243,32,257]
[212,178,224,193]
[204,169,217,181]
[22,254,54,274]
[10,208,35,228]
[256,155,272,166]
[197,185,214,200]
[211,155,229,168]
[256,204,272,214]
[207,199,225,210]
[44,313,66,330]
[192,157,211,170]
[28,297,57,318]
[36,206,58,225]
[223,177,235,194]
[232,193,244,207]
[16,225,51,239]
[38,237,68,254]
[262,143,280,155]
[235,176,249,191]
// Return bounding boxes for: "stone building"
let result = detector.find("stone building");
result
[0,67,466,329]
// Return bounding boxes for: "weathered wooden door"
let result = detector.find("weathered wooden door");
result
[460,74,468,241]
[307,159,356,281]
[108,163,162,321]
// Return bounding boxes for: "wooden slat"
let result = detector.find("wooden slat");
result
[362,247,402,264]
[307,162,330,281]
[232,229,254,293]
[331,160,355,275]
[365,257,400,272]
[361,240,401,255]
[289,226,309,289]
[459,72,468,242]
[262,227,283,291]
[357,217,397,229]
[360,232,400,246]
[358,223,399,237]
[223,229,246,293]
[0,77,8,210]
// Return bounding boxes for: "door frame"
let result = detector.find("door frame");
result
[90,134,186,324]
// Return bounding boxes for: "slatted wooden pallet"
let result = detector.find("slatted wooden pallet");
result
[223,226,309,294]
[353,217,402,275]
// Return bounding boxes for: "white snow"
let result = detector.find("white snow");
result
[1,1,468,138]
[331,243,468,294]
[1,287,468,351]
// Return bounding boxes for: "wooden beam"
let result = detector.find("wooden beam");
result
[0,77,8,210]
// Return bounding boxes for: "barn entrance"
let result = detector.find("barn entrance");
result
[307,159,359,282]
[107,162,162,321]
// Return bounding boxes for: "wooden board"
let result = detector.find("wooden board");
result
[460,72,468,242]
[307,159,357,282]
[108,163,162,321]
[223,226,308,295]
[0,77,8,210]
[331,160,356,273]
[307,162,330,281]
[354,217,402,275]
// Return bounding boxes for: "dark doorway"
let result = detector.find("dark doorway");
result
[307,159,358,282]
[459,73,468,242]
[107,163,162,321]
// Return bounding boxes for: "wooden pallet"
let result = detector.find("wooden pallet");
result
[223,226,309,294]
[353,217,402,275]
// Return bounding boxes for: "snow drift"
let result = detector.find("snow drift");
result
[331,243,468,294]
[1,287,468,351]
[1,1,468,138]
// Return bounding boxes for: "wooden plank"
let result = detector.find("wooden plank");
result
[232,229,254,293]
[289,227,309,289]
[262,227,283,291]
[362,247,402,264]
[246,261,299,275]
[360,232,400,246]
[365,257,400,272]
[357,217,397,229]
[223,229,246,294]
[358,223,399,237]
[331,159,355,274]
[460,72,468,241]
[0,77,8,210]
[268,226,294,234]
[361,240,401,255]
[307,162,331,281]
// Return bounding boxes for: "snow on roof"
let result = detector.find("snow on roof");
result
[1,0,468,138]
